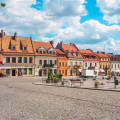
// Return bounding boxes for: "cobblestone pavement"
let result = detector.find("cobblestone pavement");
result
[0,77,120,120]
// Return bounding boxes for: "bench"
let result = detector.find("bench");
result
[70,79,84,86]
[62,78,70,84]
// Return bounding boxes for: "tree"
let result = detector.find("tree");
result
[1,3,6,7]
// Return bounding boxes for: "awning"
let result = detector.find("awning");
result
[112,70,120,73]
[0,66,11,69]
[100,69,105,72]
[78,69,82,72]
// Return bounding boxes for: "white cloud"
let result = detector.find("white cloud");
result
[44,0,87,17]
[97,0,120,23]
[54,20,120,45]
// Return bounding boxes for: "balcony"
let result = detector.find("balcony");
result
[43,64,54,68]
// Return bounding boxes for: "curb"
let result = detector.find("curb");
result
[32,82,120,92]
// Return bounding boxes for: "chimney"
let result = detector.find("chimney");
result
[101,52,105,54]
[1,30,4,37]
[97,51,99,54]
[14,32,17,40]
[49,40,54,45]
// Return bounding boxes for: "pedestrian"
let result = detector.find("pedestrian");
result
[114,73,117,81]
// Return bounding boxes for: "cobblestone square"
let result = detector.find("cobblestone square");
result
[0,77,120,120]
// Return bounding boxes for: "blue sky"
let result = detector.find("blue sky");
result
[1,0,120,54]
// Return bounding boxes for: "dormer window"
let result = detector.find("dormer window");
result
[11,45,16,50]
[69,53,71,56]
[49,51,52,54]
[43,51,46,54]
[40,51,42,54]
[53,51,55,54]
[23,46,27,50]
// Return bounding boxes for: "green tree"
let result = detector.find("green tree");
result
[1,2,6,7]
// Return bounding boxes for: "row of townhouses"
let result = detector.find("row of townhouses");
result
[0,30,120,77]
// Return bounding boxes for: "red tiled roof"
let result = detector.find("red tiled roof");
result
[79,49,94,56]
[0,35,34,53]
[33,41,53,50]
[55,49,65,55]
[79,49,98,61]
[63,44,78,52]
[94,52,109,58]
[33,41,57,56]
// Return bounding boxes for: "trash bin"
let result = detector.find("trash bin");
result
[115,80,119,85]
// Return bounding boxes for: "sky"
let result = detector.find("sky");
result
[0,0,120,54]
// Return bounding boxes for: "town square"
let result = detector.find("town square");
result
[1,0,120,120]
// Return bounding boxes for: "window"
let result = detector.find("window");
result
[55,60,57,65]
[62,62,64,66]
[85,63,87,67]
[70,62,73,66]
[90,63,92,67]
[80,62,82,65]
[59,62,61,66]
[29,68,32,75]
[73,53,76,56]
[24,57,27,63]
[43,51,45,54]
[75,62,77,65]
[39,60,42,65]
[50,60,52,64]
[6,57,10,63]
[11,45,16,50]
[62,70,64,74]
[23,46,27,50]
[40,51,42,54]
[23,68,27,75]
[29,57,32,63]
[18,57,22,63]
[59,70,61,74]
[6,69,10,75]
[95,63,97,67]
[49,51,52,54]
[118,64,119,68]
[12,57,16,63]
[44,60,47,64]
[53,51,55,54]
[44,69,47,75]
[115,64,116,68]
[54,69,57,74]
[65,62,67,66]
[100,65,102,68]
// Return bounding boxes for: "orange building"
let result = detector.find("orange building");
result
[94,52,110,75]
[56,49,68,76]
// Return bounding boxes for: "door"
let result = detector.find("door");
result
[70,70,72,76]
[65,70,67,76]
[39,70,42,76]
[12,69,16,76]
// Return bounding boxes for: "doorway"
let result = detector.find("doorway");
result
[70,70,72,76]
[65,70,67,76]
[39,69,42,76]
[12,69,16,76]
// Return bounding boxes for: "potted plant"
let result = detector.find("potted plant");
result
[61,80,64,86]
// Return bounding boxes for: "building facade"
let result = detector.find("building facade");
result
[33,41,57,76]
[94,52,110,75]
[79,49,99,74]
[0,30,35,77]
[56,42,84,76]
[56,49,68,76]
[107,54,120,74]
